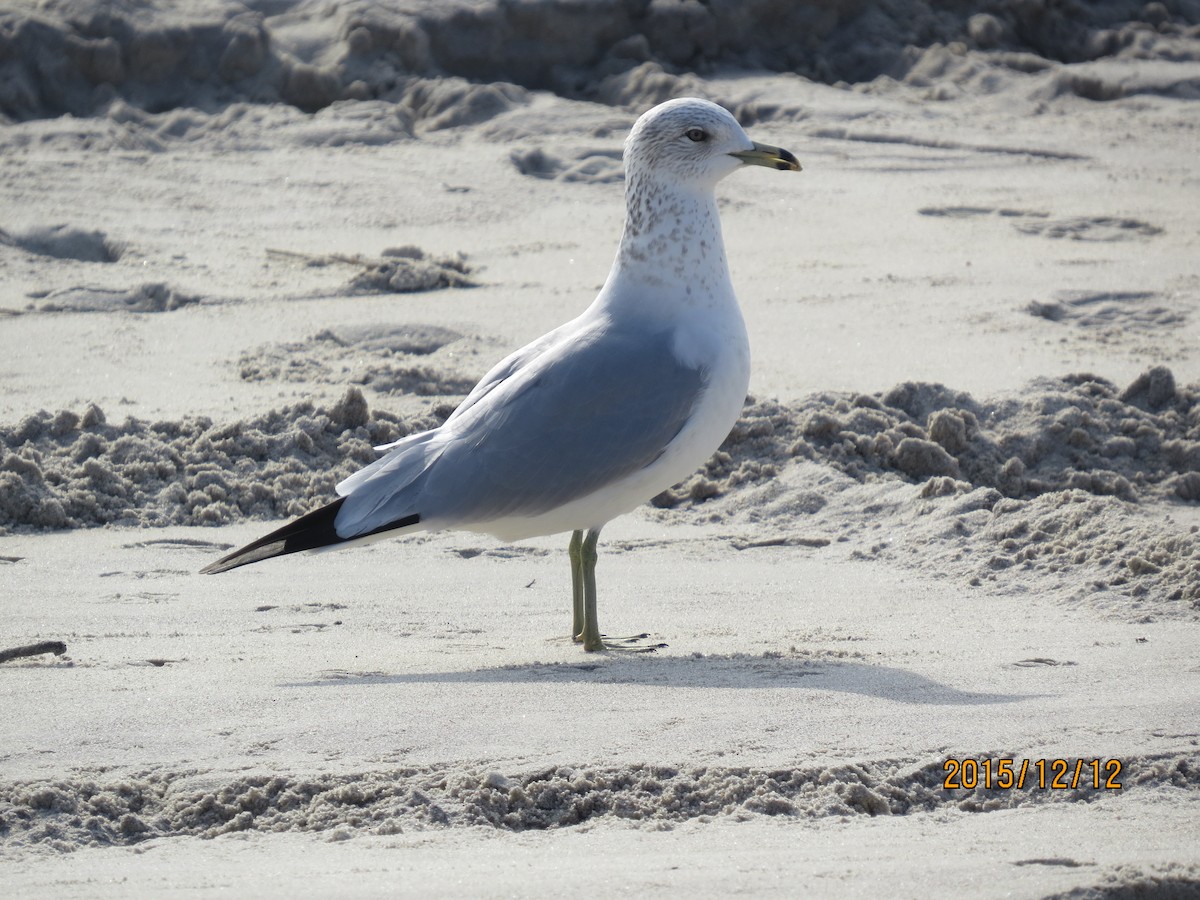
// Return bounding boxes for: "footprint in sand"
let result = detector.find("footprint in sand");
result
[237,323,478,396]
[1026,290,1184,330]
[1014,215,1163,241]
[510,146,625,184]
[919,206,1162,241]
[0,224,123,262]
[30,282,203,313]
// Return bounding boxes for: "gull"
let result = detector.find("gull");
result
[202,98,800,651]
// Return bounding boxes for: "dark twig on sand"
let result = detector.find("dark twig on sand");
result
[0,641,67,664]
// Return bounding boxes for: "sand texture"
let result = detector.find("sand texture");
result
[2,1,1199,896]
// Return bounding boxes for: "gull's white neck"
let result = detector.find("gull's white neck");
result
[595,172,736,319]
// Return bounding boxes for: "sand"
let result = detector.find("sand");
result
[2,0,1199,896]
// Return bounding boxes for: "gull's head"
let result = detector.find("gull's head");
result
[624,98,800,191]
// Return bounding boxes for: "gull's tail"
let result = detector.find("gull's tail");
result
[199,498,420,574]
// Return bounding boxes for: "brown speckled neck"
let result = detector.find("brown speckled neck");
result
[609,170,732,312]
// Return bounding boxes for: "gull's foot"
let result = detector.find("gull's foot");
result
[577,631,667,653]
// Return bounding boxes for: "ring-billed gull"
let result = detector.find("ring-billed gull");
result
[202,97,800,651]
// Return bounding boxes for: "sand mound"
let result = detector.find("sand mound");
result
[3,368,1196,608]
[714,469,1200,612]
[2,751,1194,851]
[658,367,1200,510]
[2,0,1197,124]
[346,252,474,294]
[0,389,448,531]
[660,367,1200,612]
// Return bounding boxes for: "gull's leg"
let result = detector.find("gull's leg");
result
[569,529,585,642]
[579,528,605,651]
[574,527,665,653]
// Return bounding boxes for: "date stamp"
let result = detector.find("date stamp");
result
[942,758,1123,790]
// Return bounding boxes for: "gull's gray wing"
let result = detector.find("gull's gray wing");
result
[337,318,708,535]
[430,321,708,522]
[338,321,577,499]
[444,320,574,424]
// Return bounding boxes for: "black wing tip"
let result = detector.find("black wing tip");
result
[199,500,421,574]
[199,498,347,574]
[200,541,286,574]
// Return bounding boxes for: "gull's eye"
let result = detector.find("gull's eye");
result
[685,128,707,143]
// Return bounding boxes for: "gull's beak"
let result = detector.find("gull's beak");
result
[730,141,801,172]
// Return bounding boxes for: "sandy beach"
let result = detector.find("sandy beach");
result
[2,1,1199,896]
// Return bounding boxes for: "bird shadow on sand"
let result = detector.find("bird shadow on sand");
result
[287,655,1032,707]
